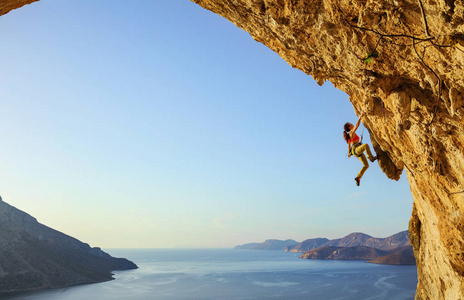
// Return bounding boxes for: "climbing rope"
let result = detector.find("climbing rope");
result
[360,124,365,143]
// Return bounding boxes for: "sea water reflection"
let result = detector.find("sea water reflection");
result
[0,249,418,300]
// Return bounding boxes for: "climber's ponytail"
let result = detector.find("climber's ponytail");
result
[343,123,351,144]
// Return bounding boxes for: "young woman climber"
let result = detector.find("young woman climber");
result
[343,112,378,186]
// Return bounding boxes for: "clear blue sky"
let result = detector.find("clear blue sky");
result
[0,0,413,248]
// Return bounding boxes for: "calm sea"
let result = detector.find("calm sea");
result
[1,249,418,300]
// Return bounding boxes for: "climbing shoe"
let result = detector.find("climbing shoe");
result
[370,156,378,162]
[355,177,360,186]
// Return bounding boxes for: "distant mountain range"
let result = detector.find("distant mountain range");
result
[234,231,415,265]
[0,197,137,294]
[234,239,299,250]
[284,237,329,252]
[287,231,411,252]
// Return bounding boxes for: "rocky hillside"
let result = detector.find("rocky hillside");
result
[235,239,299,250]
[0,198,137,293]
[3,0,464,298]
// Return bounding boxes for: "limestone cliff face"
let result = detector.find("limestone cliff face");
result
[0,0,38,16]
[2,0,464,298]
[191,1,464,299]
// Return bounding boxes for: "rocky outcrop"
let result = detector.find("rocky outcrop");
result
[2,0,464,298]
[189,1,464,299]
[0,197,137,293]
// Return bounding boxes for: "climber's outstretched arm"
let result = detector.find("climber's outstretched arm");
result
[350,112,365,137]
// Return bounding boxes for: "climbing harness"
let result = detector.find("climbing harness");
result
[349,125,365,157]
[349,143,362,157]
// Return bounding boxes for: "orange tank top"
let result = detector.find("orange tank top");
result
[348,133,360,148]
